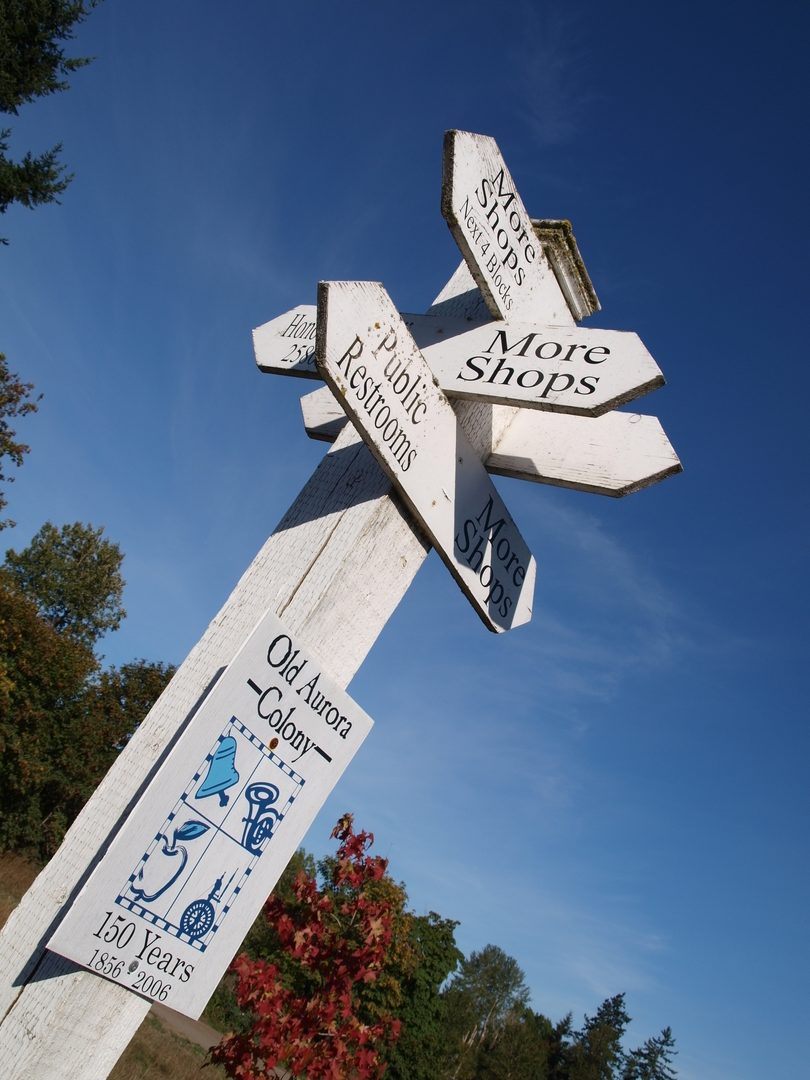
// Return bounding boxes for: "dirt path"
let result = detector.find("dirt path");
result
[150,1003,222,1050]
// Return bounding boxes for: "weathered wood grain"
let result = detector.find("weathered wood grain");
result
[299,386,681,497]
[442,130,570,323]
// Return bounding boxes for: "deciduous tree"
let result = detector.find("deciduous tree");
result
[207,845,462,1079]
[0,519,172,859]
[4,520,125,646]
[0,569,173,858]
[382,909,462,1080]
[441,943,531,1078]
[475,1003,553,1080]
[211,815,404,1080]
[0,570,96,854]
[0,353,38,527]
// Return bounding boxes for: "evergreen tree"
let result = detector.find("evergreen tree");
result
[623,1027,678,1080]
[546,1013,575,1079]
[564,993,632,1080]
[0,0,101,233]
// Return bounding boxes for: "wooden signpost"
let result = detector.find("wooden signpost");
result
[0,129,681,1079]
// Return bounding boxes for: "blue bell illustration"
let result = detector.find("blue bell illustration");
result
[196,736,240,806]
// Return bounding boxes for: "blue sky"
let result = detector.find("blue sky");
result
[2,1,808,1076]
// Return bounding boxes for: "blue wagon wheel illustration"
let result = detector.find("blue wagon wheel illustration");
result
[179,870,235,940]
[179,897,215,939]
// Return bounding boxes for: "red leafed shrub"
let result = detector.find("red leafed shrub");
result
[210,815,402,1079]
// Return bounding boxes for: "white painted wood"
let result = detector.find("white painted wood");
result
[253,304,320,377]
[299,386,682,497]
[442,130,570,323]
[257,305,664,416]
[425,258,493,321]
[431,322,663,414]
[0,425,425,1080]
[300,386,352,442]
[255,305,490,380]
[316,281,536,632]
[488,408,682,496]
[0,260,562,1080]
[47,610,374,1019]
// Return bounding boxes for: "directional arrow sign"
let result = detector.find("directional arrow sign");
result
[253,305,321,377]
[442,129,569,322]
[316,280,536,633]
[256,306,664,416]
[298,386,682,497]
[424,321,663,414]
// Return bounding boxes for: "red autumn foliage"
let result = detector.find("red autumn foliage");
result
[210,815,402,1079]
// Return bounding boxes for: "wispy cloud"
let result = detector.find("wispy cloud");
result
[402,848,670,1024]
[479,493,689,717]
[513,1,599,148]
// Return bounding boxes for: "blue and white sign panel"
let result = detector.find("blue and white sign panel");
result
[47,611,373,1018]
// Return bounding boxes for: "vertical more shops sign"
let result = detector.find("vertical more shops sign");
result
[48,611,373,1018]
[316,280,537,632]
[441,129,568,322]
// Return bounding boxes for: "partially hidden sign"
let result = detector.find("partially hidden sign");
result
[47,610,373,1018]
[316,279,536,633]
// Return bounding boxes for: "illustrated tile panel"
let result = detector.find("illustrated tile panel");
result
[117,718,305,948]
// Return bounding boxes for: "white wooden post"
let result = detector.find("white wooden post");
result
[0,248,583,1080]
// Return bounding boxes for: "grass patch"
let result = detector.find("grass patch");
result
[0,850,39,928]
